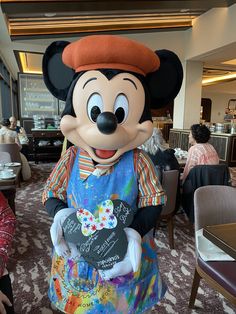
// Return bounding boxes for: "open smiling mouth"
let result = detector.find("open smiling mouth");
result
[93,148,117,159]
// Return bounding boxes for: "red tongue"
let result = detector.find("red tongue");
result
[95,149,116,159]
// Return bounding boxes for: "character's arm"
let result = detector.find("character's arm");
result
[42,146,77,217]
[0,193,16,277]
[129,205,162,237]
[42,147,80,257]
[45,197,68,218]
[130,149,166,237]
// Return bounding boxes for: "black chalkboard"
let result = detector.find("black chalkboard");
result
[62,199,134,270]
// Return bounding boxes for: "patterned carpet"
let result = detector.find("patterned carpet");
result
[229,167,236,187]
[7,163,236,314]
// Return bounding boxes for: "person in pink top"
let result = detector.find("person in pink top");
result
[182,124,219,182]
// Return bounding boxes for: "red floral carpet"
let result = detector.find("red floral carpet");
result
[7,163,236,314]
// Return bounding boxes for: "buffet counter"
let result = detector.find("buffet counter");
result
[31,129,64,163]
[169,128,236,166]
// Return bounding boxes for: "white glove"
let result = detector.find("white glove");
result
[50,208,80,258]
[99,227,142,281]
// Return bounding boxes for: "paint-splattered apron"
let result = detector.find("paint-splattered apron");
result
[48,149,166,313]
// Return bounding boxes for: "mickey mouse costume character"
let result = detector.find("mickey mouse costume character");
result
[42,35,183,314]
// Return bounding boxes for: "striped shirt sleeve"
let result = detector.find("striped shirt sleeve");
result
[42,146,77,205]
[135,149,166,208]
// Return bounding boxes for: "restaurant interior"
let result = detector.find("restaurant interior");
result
[0,1,235,313]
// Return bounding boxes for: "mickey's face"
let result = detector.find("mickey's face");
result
[61,70,153,164]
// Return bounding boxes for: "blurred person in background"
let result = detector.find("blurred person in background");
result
[181,124,219,182]
[9,117,29,158]
[140,127,180,181]
[224,108,234,122]
[0,192,16,314]
[140,127,180,213]
[0,118,31,181]
[9,117,21,134]
[0,119,21,148]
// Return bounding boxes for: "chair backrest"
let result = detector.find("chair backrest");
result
[0,143,21,163]
[0,151,11,163]
[186,164,231,189]
[161,169,179,216]
[194,185,236,232]
[182,164,231,223]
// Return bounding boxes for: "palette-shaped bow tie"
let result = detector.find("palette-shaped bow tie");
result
[62,199,134,269]
[76,200,117,236]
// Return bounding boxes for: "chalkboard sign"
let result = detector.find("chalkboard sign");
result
[63,199,134,270]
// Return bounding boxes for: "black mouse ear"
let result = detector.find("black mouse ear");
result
[147,49,183,108]
[42,41,75,101]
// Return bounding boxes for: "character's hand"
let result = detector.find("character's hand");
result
[0,290,12,314]
[50,208,80,258]
[98,227,142,280]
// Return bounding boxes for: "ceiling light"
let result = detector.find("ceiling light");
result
[19,52,42,74]
[202,73,236,85]
[222,59,236,66]
[44,13,57,17]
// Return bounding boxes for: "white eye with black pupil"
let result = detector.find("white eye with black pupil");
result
[87,93,103,122]
[114,94,129,123]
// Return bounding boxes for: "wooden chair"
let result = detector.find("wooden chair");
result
[189,185,236,308]
[0,143,21,163]
[156,169,179,249]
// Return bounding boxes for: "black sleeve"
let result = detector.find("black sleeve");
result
[129,205,163,237]
[45,197,68,218]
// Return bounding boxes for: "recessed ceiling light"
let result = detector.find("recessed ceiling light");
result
[44,13,57,17]
[222,59,236,66]
[180,9,190,13]
[202,73,236,85]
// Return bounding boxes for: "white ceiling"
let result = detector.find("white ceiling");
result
[0,1,236,95]
[202,79,236,94]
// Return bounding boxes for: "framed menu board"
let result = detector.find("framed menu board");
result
[19,73,60,118]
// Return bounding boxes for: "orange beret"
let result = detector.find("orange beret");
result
[62,35,160,76]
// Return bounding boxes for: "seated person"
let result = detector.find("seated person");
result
[141,128,181,213]
[9,117,21,134]
[9,117,29,146]
[181,124,219,183]
[0,118,31,181]
[0,192,16,314]
[0,118,21,149]
[140,127,180,181]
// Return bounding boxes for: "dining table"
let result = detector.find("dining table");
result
[177,157,187,167]
[0,165,21,189]
[0,164,21,213]
[203,223,236,260]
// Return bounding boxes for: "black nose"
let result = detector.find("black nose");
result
[96,112,118,134]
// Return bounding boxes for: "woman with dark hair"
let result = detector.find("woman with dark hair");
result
[181,124,219,182]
